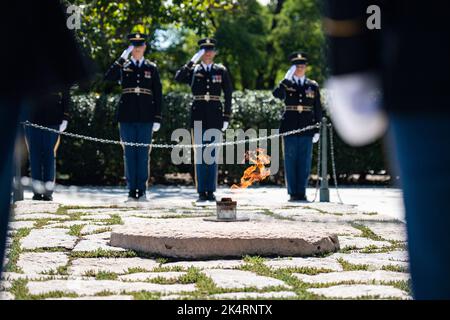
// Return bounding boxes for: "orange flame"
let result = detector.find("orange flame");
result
[231,148,271,189]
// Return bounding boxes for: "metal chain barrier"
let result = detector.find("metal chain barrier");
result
[328,124,344,204]
[21,121,320,149]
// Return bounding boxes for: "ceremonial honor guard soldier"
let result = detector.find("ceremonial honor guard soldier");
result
[25,89,71,201]
[273,52,322,202]
[105,32,163,202]
[174,38,233,202]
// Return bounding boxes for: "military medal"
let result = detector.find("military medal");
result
[144,71,151,78]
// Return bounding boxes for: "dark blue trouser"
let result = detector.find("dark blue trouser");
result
[193,131,218,193]
[283,135,313,196]
[389,113,450,300]
[119,122,153,192]
[0,100,21,279]
[25,125,60,193]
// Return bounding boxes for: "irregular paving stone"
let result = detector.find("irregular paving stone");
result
[14,213,70,221]
[294,270,410,284]
[210,291,298,300]
[331,251,409,270]
[111,218,340,259]
[201,269,287,290]
[1,280,12,291]
[265,257,343,272]
[8,221,35,230]
[43,221,87,229]
[163,260,244,270]
[338,236,392,250]
[118,272,186,282]
[72,239,126,252]
[0,292,14,300]
[69,258,159,276]
[14,201,59,214]
[27,280,197,296]
[48,295,134,300]
[80,214,112,220]
[360,221,407,242]
[17,252,68,274]
[307,284,411,299]
[20,228,77,250]
[83,232,112,240]
[80,225,111,235]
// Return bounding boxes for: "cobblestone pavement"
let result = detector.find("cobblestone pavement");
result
[1,186,410,300]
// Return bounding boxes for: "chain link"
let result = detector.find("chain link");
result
[328,124,344,204]
[21,121,320,149]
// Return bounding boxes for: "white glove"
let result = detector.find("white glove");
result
[284,65,296,81]
[59,120,68,132]
[152,122,161,132]
[325,72,387,146]
[190,49,205,63]
[120,45,134,60]
[222,121,229,131]
[312,133,320,144]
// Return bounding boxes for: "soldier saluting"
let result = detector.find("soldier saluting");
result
[175,38,233,202]
[105,32,162,202]
[273,52,322,202]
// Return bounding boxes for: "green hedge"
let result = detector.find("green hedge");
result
[55,91,389,186]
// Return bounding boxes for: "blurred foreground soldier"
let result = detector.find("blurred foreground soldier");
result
[273,53,322,202]
[25,90,70,201]
[175,38,233,202]
[105,32,163,202]
[323,0,450,299]
[0,0,89,279]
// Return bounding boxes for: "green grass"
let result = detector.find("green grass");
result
[70,249,137,259]
[381,264,409,273]
[337,258,369,271]
[351,223,387,242]
[259,209,295,221]
[68,224,85,237]
[4,228,31,273]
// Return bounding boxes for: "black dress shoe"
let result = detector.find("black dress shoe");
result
[288,194,307,202]
[197,192,207,202]
[42,194,53,201]
[32,194,43,201]
[206,192,216,201]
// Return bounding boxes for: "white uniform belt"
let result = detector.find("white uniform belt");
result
[123,87,152,95]
[285,105,313,112]
[193,95,221,102]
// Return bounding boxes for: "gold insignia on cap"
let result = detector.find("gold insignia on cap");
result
[136,34,141,39]
[297,54,302,59]
[206,39,210,44]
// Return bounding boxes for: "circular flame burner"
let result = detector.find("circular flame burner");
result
[203,197,249,222]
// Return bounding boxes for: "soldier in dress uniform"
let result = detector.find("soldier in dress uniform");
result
[105,32,162,202]
[273,52,322,202]
[25,89,70,201]
[174,38,233,202]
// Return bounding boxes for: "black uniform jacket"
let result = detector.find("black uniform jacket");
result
[105,57,162,123]
[273,78,323,136]
[175,61,233,129]
[28,90,71,126]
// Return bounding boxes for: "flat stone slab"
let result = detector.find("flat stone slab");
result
[72,239,126,252]
[265,257,343,272]
[48,295,134,300]
[119,272,186,282]
[331,251,409,270]
[294,270,410,284]
[201,269,288,290]
[68,258,160,276]
[110,218,340,259]
[17,252,68,274]
[20,228,77,250]
[308,284,411,299]
[163,260,244,270]
[0,292,14,300]
[211,291,298,300]
[338,236,392,250]
[27,280,197,296]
